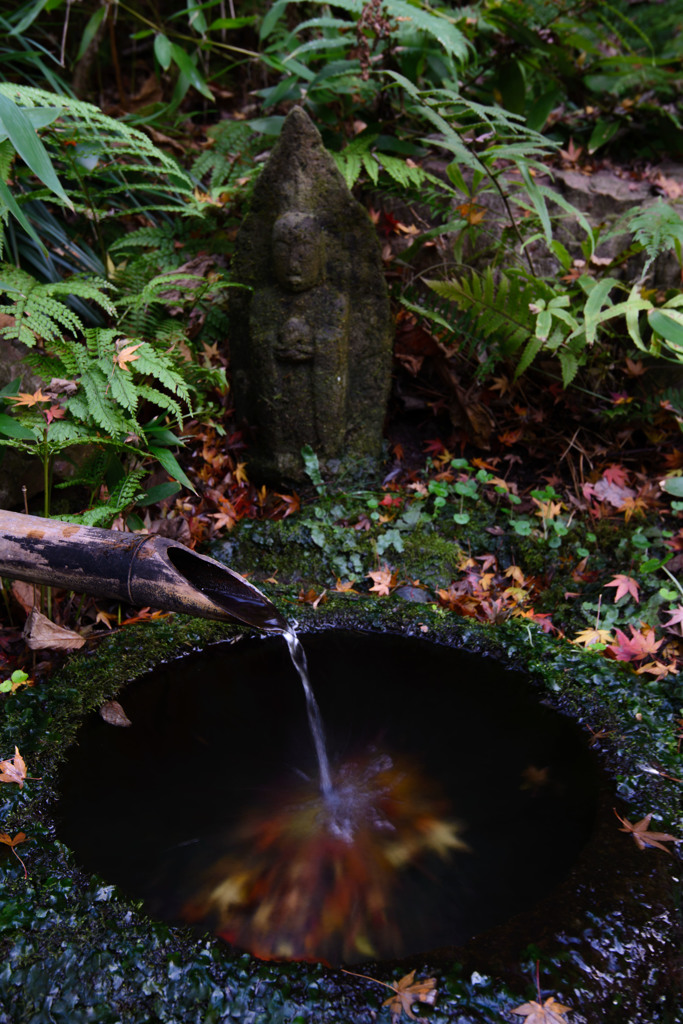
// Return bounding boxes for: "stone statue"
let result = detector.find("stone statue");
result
[229,107,393,484]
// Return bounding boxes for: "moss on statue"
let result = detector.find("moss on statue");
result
[229,108,393,486]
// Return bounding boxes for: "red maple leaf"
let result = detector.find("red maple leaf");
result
[423,439,446,456]
[607,626,663,662]
[605,574,639,603]
[602,464,630,487]
[663,606,683,634]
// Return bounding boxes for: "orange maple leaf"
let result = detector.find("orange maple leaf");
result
[0,831,30,879]
[0,746,28,788]
[382,970,438,1022]
[533,498,564,521]
[298,587,327,609]
[367,567,396,596]
[114,342,143,370]
[341,969,437,1024]
[272,492,301,518]
[605,574,639,603]
[9,388,51,407]
[511,996,572,1023]
[457,201,486,225]
[635,660,677,679]
[334,579,358,593]
[613,808,679,854]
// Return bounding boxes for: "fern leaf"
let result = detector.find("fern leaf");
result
[132,345,192,410]
[55,467,147,527]
[0,83,194,221]
[426,270,538,351]
[135,383,184,428]
[109,367,141,421]
[627,200,683,280]
[0,264,115,346]
[77,366,133,436]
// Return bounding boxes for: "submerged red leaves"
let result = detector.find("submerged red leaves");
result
[182,754,467,963]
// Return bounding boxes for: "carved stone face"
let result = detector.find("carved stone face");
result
[272,212,323,292]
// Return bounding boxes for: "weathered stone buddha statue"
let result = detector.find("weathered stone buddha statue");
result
[229,107,393,484]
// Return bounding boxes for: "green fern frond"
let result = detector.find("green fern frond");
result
[109,224,180,261]
[108,367,140,418]
[0,83,193,221]
[0,264,115,346]
[425,269,545,353]
[54,448,113,492]
[131,344,192,411]
[624,200,683,280]
[135,383,185,427]
[191,119,259,193]
[55,466,148,527]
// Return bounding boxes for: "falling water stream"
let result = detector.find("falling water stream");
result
[282,627,333,800]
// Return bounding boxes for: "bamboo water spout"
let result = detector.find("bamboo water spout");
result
[0,510,288,631]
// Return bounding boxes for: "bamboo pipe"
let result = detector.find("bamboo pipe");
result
[0,510,289,632]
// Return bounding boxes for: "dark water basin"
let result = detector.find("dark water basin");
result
[56,630,604,964]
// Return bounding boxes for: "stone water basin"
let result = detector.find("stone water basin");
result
[51,627,679,1021]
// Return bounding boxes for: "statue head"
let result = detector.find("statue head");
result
[272,211,324,292]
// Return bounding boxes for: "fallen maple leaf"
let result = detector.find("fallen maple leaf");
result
[662,606,683,634]
[533,498,564,521]
[571,627,613,648]
[341,968,437,1024]
[613,808,679,854]
[9,387,51,408]
[607,625,663,662]
[297,587,327,609]
[511,996,572,1023]
[233,461,249,485]
[605,574,639,603]
[367,567,396,596]
[584,476,636,508]
[457,201,486,225]
[114,341,142,370]
[120,608,169,625]
[383,970,438,1022]
[273,492,301,518]
[334,579,358,593]
[624,357,646,377]
[0,831,29,878]
[635,660,677,679]
[504,565,526,586]
[0,746,40,788]
[602,464,630,487]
